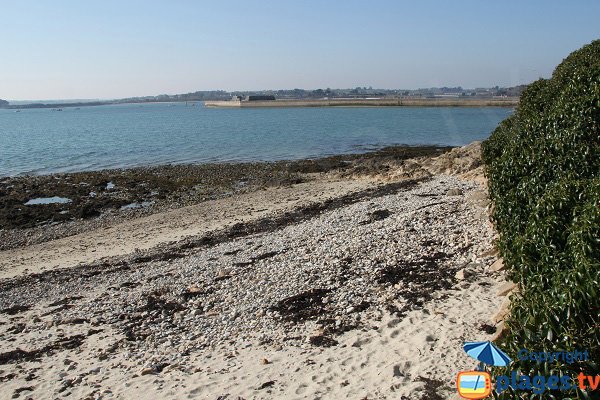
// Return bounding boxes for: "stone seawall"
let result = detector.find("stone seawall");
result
[204,98,518,108]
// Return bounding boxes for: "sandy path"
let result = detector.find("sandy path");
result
[0,178,374,280]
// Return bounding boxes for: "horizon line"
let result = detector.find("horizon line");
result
[5,83,528,103]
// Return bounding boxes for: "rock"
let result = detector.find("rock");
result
[150,362,170,373]
[182,285,204,301]
[491,321,507,342]
[497,281,517,296]
[393,365,404,377]
[466,190,490,207]
[468,262,485,272]
[489,258,505,272]
[455,269,467,280]
[480,246,499,258]
[162,364,177,373]
[215,269,232,281]
[260,358,270,365]
[456,263,479,280]
[140,368,155,376]
[306,329,320,342]
[367,209,391,223]
[446,188,463,196]
[493,297,511,323]
[257,380,275,390]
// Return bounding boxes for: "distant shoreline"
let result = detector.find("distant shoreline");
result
[2,96,519,110]
[205,97,519,108]
[3,101,111,109]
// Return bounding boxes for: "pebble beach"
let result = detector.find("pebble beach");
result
[0,143,507,399]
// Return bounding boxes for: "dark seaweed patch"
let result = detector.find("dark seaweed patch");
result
[0,335,86,365]
[13,386,34,397]
[0,305,30,315]
[417,376,447,400]
[378,252,455,318]
[141,294,185,314]
[7,323,26,334]
[360,209,392,225]
[48,296,84,307]
[0,373,17,382]
[271,288,331,322]
[253,251,279,261]
[377,252,452,286]
[308,335,338,347]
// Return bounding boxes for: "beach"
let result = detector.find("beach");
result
[0,143,507,399]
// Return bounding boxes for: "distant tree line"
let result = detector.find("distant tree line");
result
[124,85,526,103]
[3,101,110,109]
[1,85,526,109]
[117,90,232,103]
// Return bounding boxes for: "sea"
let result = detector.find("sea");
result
[0,102,512,177]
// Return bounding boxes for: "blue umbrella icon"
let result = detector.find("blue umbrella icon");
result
[464,341,512,367]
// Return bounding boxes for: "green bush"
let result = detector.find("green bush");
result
[482,39,600,399]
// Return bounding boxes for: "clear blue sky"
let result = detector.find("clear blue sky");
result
[1,0,599,100]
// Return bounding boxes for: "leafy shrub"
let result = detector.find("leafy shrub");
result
[482,39,600,399]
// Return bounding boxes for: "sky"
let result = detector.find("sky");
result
[1,0,599,100]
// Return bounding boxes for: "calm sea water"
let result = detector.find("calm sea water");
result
[0,102,511,177]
